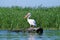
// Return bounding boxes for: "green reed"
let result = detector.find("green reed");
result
[0,6,60,30]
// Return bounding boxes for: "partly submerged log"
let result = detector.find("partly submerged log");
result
[27,27,43,34]
[10,27,43,34]
[36,27,43,34]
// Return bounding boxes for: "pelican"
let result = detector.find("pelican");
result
[24,13,36,27]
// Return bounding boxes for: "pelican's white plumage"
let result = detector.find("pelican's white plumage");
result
[24,13,36,27]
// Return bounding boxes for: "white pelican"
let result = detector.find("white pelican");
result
[24,13,36,27]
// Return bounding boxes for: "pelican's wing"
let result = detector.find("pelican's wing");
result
[30,19,36,26]
[28,19,36,26]
[33,19,36,26]
[32,19,36,24]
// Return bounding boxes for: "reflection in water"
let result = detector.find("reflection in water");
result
[28,33,35,40]
[28,33,43,40]
[0,30,60,40]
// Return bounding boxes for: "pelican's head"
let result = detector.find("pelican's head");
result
[24,13,31,19]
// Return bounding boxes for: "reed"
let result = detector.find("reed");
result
[0,6,60,30]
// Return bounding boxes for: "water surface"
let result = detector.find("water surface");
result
[0,30,60,40]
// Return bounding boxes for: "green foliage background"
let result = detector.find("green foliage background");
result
[0,6,60,30]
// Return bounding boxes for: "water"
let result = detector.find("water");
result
[0,30,60,40]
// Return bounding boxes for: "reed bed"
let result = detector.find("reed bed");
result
[0,6,60,30]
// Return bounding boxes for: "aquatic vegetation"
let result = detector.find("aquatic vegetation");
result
[0,6,60,30]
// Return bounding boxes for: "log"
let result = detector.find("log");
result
[27,27,43,34]
[9,27,43,35]
[36,27,43,34]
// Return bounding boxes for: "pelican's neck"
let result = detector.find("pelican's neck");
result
[27,15,31,19]
[27,18,30,22]
[27,17,30,20]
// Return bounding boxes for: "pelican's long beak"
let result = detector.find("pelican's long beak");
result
[24,13,31,18]
[24,15,28,18]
